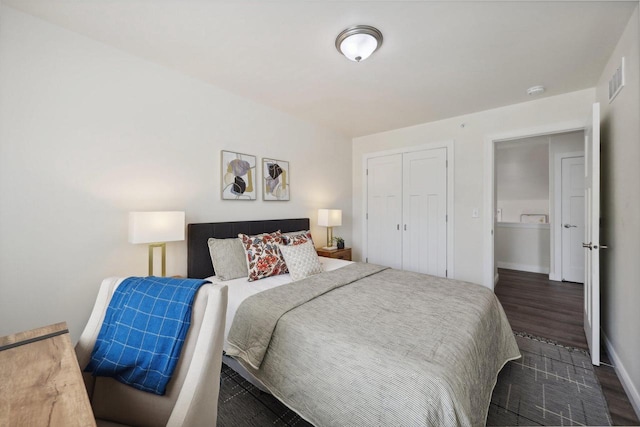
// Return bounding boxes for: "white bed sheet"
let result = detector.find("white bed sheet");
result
[207,256,352,347]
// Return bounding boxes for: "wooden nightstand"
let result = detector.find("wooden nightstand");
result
[316,247,352,261]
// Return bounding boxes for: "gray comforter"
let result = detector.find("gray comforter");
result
[226,263,520,427]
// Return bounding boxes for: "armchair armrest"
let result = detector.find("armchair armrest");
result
[168,283,228,427]
[74,277,125,398]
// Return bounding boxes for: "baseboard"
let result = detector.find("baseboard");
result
[496,261,550,274]
[602,331,640,419]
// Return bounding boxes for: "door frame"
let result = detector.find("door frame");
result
[362,140,455,278]
[553,151,585,282]
[483,121,585,289]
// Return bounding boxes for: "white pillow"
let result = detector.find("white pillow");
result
[278,240,323,281]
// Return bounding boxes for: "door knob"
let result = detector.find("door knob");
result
[564,224,577,228]
[583,242,608,250]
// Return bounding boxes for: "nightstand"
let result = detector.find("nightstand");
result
[316,247,352,261]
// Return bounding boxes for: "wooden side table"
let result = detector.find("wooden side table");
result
[316,247,352,261]
[0,322,96,426]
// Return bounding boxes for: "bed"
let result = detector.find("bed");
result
[188,218,520,427]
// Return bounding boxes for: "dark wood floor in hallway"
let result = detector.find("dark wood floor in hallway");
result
[495,268,639,426]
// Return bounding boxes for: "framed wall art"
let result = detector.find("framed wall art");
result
[221,150,256,200]
[262,158,289,201]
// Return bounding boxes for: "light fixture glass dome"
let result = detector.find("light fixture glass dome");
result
[336,25,383,62]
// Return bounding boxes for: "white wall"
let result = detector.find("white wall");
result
[495,223,550,274]
[0,6,352,341]
[496,138,549,223]
[595,5,640,417]
[353,89,595,284]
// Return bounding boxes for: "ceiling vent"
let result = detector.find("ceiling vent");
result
[608,57,625,103]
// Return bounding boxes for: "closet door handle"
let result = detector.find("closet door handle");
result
[397,224,400,230]
[564,224,577,228]
[404,224,407,231]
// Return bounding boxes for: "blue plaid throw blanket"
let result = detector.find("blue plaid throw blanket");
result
[85,276,209,395]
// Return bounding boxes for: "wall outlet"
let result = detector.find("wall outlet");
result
[472,208,480,218]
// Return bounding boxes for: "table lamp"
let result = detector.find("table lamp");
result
[318,209,342,250]
[128,211,185,276]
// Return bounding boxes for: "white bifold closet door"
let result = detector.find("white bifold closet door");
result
[366,154,403,269]
[366,148,447,277]
[402,149,447,276]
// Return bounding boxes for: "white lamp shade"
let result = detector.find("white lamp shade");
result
[339,33,378,62]
[128,211,185,244]
[318,209,342,227]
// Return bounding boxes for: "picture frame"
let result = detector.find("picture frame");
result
[262,158,290,201]
[221,150,257,200]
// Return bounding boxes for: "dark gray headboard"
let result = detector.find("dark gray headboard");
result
[187,218,310,279]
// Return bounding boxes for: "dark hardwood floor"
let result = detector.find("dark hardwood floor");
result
[495,268,640,426]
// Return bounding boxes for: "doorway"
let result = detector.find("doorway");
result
[486,106,601,367]
[484,128,585,287]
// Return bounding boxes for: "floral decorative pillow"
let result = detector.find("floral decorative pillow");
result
[239,231,288,281]
[282,230,313,246]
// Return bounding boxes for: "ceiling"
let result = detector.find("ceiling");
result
[4,1,637,137]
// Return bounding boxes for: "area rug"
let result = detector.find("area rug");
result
[487,332,611,426]
[218,364,311,426]
[217,333,611,426]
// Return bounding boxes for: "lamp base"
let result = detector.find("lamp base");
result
[326,226,334,249]
[321,245,338,251]
[148,242,167,277]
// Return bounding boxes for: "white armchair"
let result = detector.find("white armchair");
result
[75,277,227,427]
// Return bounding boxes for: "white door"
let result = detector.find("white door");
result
[584,103,601,366]
[367,154,403,269]
[561,156,585,283]
[402,148,448,276]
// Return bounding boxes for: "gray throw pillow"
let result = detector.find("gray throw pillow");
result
[207,237,248,281]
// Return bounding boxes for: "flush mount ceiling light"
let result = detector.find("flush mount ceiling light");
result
[335,25,383,62]
[527,85,546,96]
